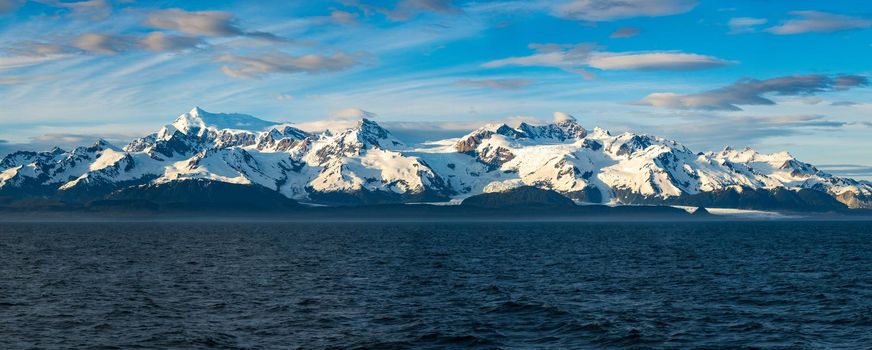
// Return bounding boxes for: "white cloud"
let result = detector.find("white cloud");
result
[342,0,461,21]
[639,74,870,111]
[275,93,294,101]
[329,9,359,25]
[816,164,872,180]
[388,0,460,20]
[587,52,731,71]
[291,108,380,132]
[145,8,285,41]
[2,0,112,18]
[73,33,133,54]
[831,101,858,107]
[140,32,203,52]
[293,119,360,132]
[29,133,104,144]
[767,11,872,35]
[552,111,576,123]
[728,17,767,34]
[484,43,731,76]
[634,114,851,151]
[456,78,534,90]
[217,51,366,79]
[146,9,243,36]
[0,0,24,14]
[552,0,697,21]
[0,75,54,84]
[46,0,112,20]
[484,51,572,68]
[0,52,71,70]
[6,43,71,57]
[331,107,378,120]
[6,32,202,60]
[610,27,640,38]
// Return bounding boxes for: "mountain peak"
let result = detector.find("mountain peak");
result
[189,106,206,116]
[89,138,118,152]
[352,117,403,148]
[171,107,280,134]
[94,138,111,147]
[590,127,610,137]
[357,117,378,128]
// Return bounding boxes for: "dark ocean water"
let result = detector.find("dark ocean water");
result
[1,221,871,349]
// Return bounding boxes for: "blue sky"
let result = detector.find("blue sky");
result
[1,0,871,177]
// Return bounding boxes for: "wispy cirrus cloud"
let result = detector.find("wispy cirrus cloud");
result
[3,42,71,57]
[73,33,133,54]
[0,7,283,78]
[816,164,872,179]
[0,50,73,69]
[633,113,852,150]
[0,0,24,14]
[751,114,848,128]
[140,32,203,52]
[831,101,859,106]
[639,74,870,111]
[456,78,534,90]
[767,11,872,35]
[342,0,461,21]
[18,32,204,56]
[0,74,54,84]
[483,43,732,77]
[610,27,640,38]
[0,41,78,71]
[389,0,460,20]
[145,9,286,42]
[3,0,115,19]
[728,17,767,34]
[275,93,294,102]
[217,51,367,79]
[552,0,697,21]
[327,9,360,25]
[39,0,112,20]
[589,52,730,70]
[145,9,245,36]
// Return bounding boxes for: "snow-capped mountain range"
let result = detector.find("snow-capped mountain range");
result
[2,107,870,210]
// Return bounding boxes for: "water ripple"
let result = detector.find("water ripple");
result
[1,221,871,349]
